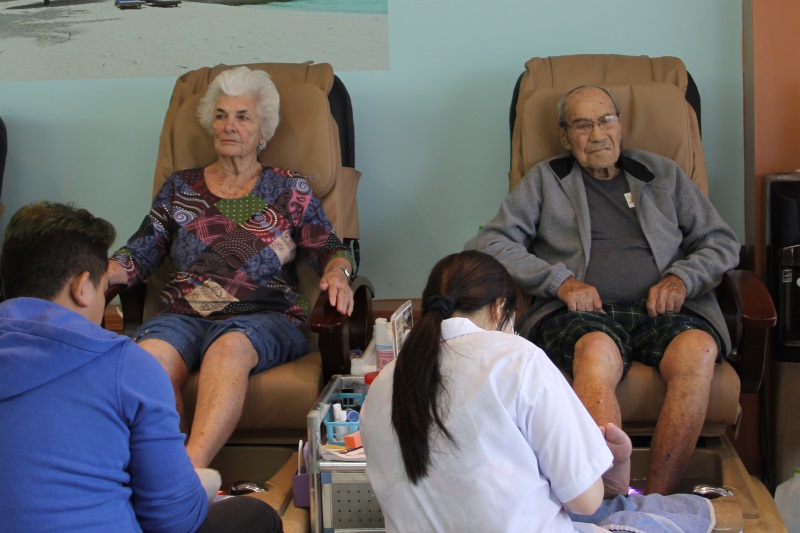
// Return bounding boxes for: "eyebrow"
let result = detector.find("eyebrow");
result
[215,107,251,115]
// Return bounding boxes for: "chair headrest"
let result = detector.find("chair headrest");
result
[154,62,341,200]
[522,54,689,91]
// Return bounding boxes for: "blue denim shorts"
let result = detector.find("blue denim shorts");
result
[131,312,308,374]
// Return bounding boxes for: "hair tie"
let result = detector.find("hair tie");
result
[425,295,456,319]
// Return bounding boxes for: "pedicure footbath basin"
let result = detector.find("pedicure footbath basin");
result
[629,446,724,496]
[628,435,787,532]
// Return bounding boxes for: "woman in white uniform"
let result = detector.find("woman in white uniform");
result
[360,250,630,532]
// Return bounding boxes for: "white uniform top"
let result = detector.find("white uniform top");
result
[360,317,613,533]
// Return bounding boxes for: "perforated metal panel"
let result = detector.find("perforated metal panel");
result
[310,376,385,533]
[321,472,384,532]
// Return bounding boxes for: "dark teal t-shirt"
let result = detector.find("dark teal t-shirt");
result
[582,169,661,301]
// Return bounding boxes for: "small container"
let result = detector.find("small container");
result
[350,356,366,376]
[324,392,364,446]
[775,467,800,531]
[292,466,310,507]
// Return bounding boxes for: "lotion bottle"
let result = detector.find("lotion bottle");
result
[375,318,394,370]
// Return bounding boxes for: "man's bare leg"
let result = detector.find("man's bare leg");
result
[139,338,190,433]
[185,332,258,469]
[572,332,627,496]
[600,422,632,498]
[572,332,624,428]
[646,329,717,495]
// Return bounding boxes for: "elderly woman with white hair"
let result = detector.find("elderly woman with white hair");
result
[108,66,354,469]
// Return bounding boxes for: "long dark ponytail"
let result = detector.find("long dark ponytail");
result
[391,250,519,483]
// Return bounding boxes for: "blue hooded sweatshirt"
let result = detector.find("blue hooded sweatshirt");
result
[0,297,207,532]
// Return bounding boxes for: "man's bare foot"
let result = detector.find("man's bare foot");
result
[600,422,631,498]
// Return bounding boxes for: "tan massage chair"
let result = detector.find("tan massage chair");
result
[510,54,782,531]
[109,62,373,529]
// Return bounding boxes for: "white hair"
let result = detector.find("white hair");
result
[196,66,280,143]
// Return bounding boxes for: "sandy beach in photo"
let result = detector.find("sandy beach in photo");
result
[0,0,388,81]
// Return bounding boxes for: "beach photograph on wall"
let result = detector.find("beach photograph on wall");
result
[0,0,388,82]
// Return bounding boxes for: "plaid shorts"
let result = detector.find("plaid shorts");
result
[531,300,722,377]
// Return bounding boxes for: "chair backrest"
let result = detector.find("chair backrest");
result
[509,54,708,196]
[144,62,360,324]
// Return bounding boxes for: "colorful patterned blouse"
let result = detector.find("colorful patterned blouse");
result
[111,166,350,325]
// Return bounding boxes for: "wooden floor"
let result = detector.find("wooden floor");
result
[103,304,123,334]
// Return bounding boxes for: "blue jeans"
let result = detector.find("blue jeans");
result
[132,312,307,374]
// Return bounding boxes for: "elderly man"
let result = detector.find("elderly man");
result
[476,85,740,495]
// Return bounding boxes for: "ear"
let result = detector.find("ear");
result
[69,271,95,309]
[557,125,572,151]
[492,298,506,324]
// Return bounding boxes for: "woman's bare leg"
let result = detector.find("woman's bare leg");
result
[185,332,258,468]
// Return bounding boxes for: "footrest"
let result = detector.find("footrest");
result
[249,451,300,515]
[711,499,743,532]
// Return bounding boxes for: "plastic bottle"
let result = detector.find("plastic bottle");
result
[375,318,394,370]
[361,337,377,374]
[775,467,800,532]
[349,354,365,376]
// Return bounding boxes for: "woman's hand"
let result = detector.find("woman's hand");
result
[107,260,129,287]
[320,259,354,316]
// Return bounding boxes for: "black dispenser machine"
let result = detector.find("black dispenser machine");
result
[766,174,800,487]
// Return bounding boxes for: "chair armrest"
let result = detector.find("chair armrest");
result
[105,283,147,338]
[105,284,125,306]
[311,276,375,382]
[715,270,777,393]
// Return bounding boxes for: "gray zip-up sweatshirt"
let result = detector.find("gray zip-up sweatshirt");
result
[476,148,740,357]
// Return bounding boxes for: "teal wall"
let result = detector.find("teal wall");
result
[0,0,744,299]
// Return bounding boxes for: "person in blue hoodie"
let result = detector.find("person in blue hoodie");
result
[0,201,282,533]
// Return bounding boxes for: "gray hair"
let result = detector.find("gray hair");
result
[557,85,621,128]
[197,66,280,143]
